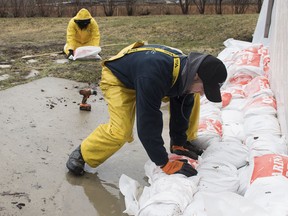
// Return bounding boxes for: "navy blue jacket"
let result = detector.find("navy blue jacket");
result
[104,44,200,166]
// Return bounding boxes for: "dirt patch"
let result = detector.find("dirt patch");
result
[0,41,102,91]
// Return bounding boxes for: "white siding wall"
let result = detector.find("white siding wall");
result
[269,0,288,137]
[254,0,288,137]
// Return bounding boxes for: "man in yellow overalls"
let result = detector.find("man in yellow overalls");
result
[66,42,227,176]
[64,8,100,59]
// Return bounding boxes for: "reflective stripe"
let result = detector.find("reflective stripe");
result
[125,47,180,86]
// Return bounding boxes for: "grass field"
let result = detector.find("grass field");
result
[0,14,258,90]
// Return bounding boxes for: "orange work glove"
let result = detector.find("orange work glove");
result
[171,145,199,160]
[161,160,197,177]
[170,141,204,160]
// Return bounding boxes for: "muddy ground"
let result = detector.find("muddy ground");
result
[0,76,171,215]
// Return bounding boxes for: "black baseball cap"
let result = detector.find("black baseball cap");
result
[197,55,227,102]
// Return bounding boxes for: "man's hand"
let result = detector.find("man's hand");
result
[68,49,74,60]
[170,141,204,160]
[161,160,197,177]
[171,145,199,160]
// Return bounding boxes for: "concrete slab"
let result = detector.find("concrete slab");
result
[0,77,170,215]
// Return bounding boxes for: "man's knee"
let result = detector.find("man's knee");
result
[108,124,133,143]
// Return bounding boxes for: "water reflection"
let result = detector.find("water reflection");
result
[66,172,127,216]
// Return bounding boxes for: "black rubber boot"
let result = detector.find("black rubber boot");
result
[66,145,85,176]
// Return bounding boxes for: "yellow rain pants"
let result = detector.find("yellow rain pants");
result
[81,66,136,167]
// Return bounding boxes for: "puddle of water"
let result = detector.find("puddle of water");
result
[0,74,9,81]
[65,172,127,216]
[0,64,11,69]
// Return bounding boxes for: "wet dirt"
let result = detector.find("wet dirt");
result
[0,77,171,216]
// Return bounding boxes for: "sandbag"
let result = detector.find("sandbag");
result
[73,46,102,60]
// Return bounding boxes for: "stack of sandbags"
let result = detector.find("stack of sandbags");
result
[218,39,288,216]
[119,38,288,216]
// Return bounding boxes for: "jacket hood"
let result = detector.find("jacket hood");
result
[74,8,92,20]
[180,52,208,94]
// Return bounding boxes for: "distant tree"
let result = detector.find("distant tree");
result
[36,0,55,17]
[102,0,116,16]
[193,0,207,14]
[0,0,10,17]
[25,0,38,17]
[231,0,250,14]
[214,0,223,14]
[256,0,263,13]
[179,0,192,14]
[11,0,23,17]
[71,0,84,13]
[56,0,65,17]
[125,0,137,16]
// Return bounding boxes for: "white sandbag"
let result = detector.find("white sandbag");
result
[221,85,246,99]
[243,93,277,117]
[198,117,223,137]
[144,160,167,184]
[137,175,198,216]
[249,154,288,184]
[199,103,221,119]
[230,49,263,69]
[245,135,288,159]
[198,102,223,138]
[221,110,244,125]
[221,110,245,142]
[221,98,246,111]
[200,141,248,169]
[184,191,269,216]
[222,65,264,89]
[222,123,245,142]
[218,38,260,65]
[226,71,253,86]
[191,135,221,150]
[245,176,288,216]
[226,45,263,71]
[200,96,222,109]
[221,91,232,108]
[244,115,281,136]
[237,164,251,195]
[119,174,142,215]
[197,159,239,193]
[73,46,102,60]
[243,75,273,98]
[182,192,207,216]
[238,153,288,195]
[120,160,199,216]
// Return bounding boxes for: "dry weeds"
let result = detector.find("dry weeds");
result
[0,14,258,90]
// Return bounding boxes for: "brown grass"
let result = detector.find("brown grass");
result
[0,14,258,90]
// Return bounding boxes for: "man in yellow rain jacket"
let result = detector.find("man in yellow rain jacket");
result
[64,8,100,59]
[66,42,227,177]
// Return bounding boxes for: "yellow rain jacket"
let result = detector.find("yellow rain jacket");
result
[64,8,100,55]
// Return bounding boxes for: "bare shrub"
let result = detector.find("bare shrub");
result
[125,0,137,16]
[231,0,251,14]
[215,0,223,15]
[179,0,192,14]
[102,0,116,16]
[193,0,207,14]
